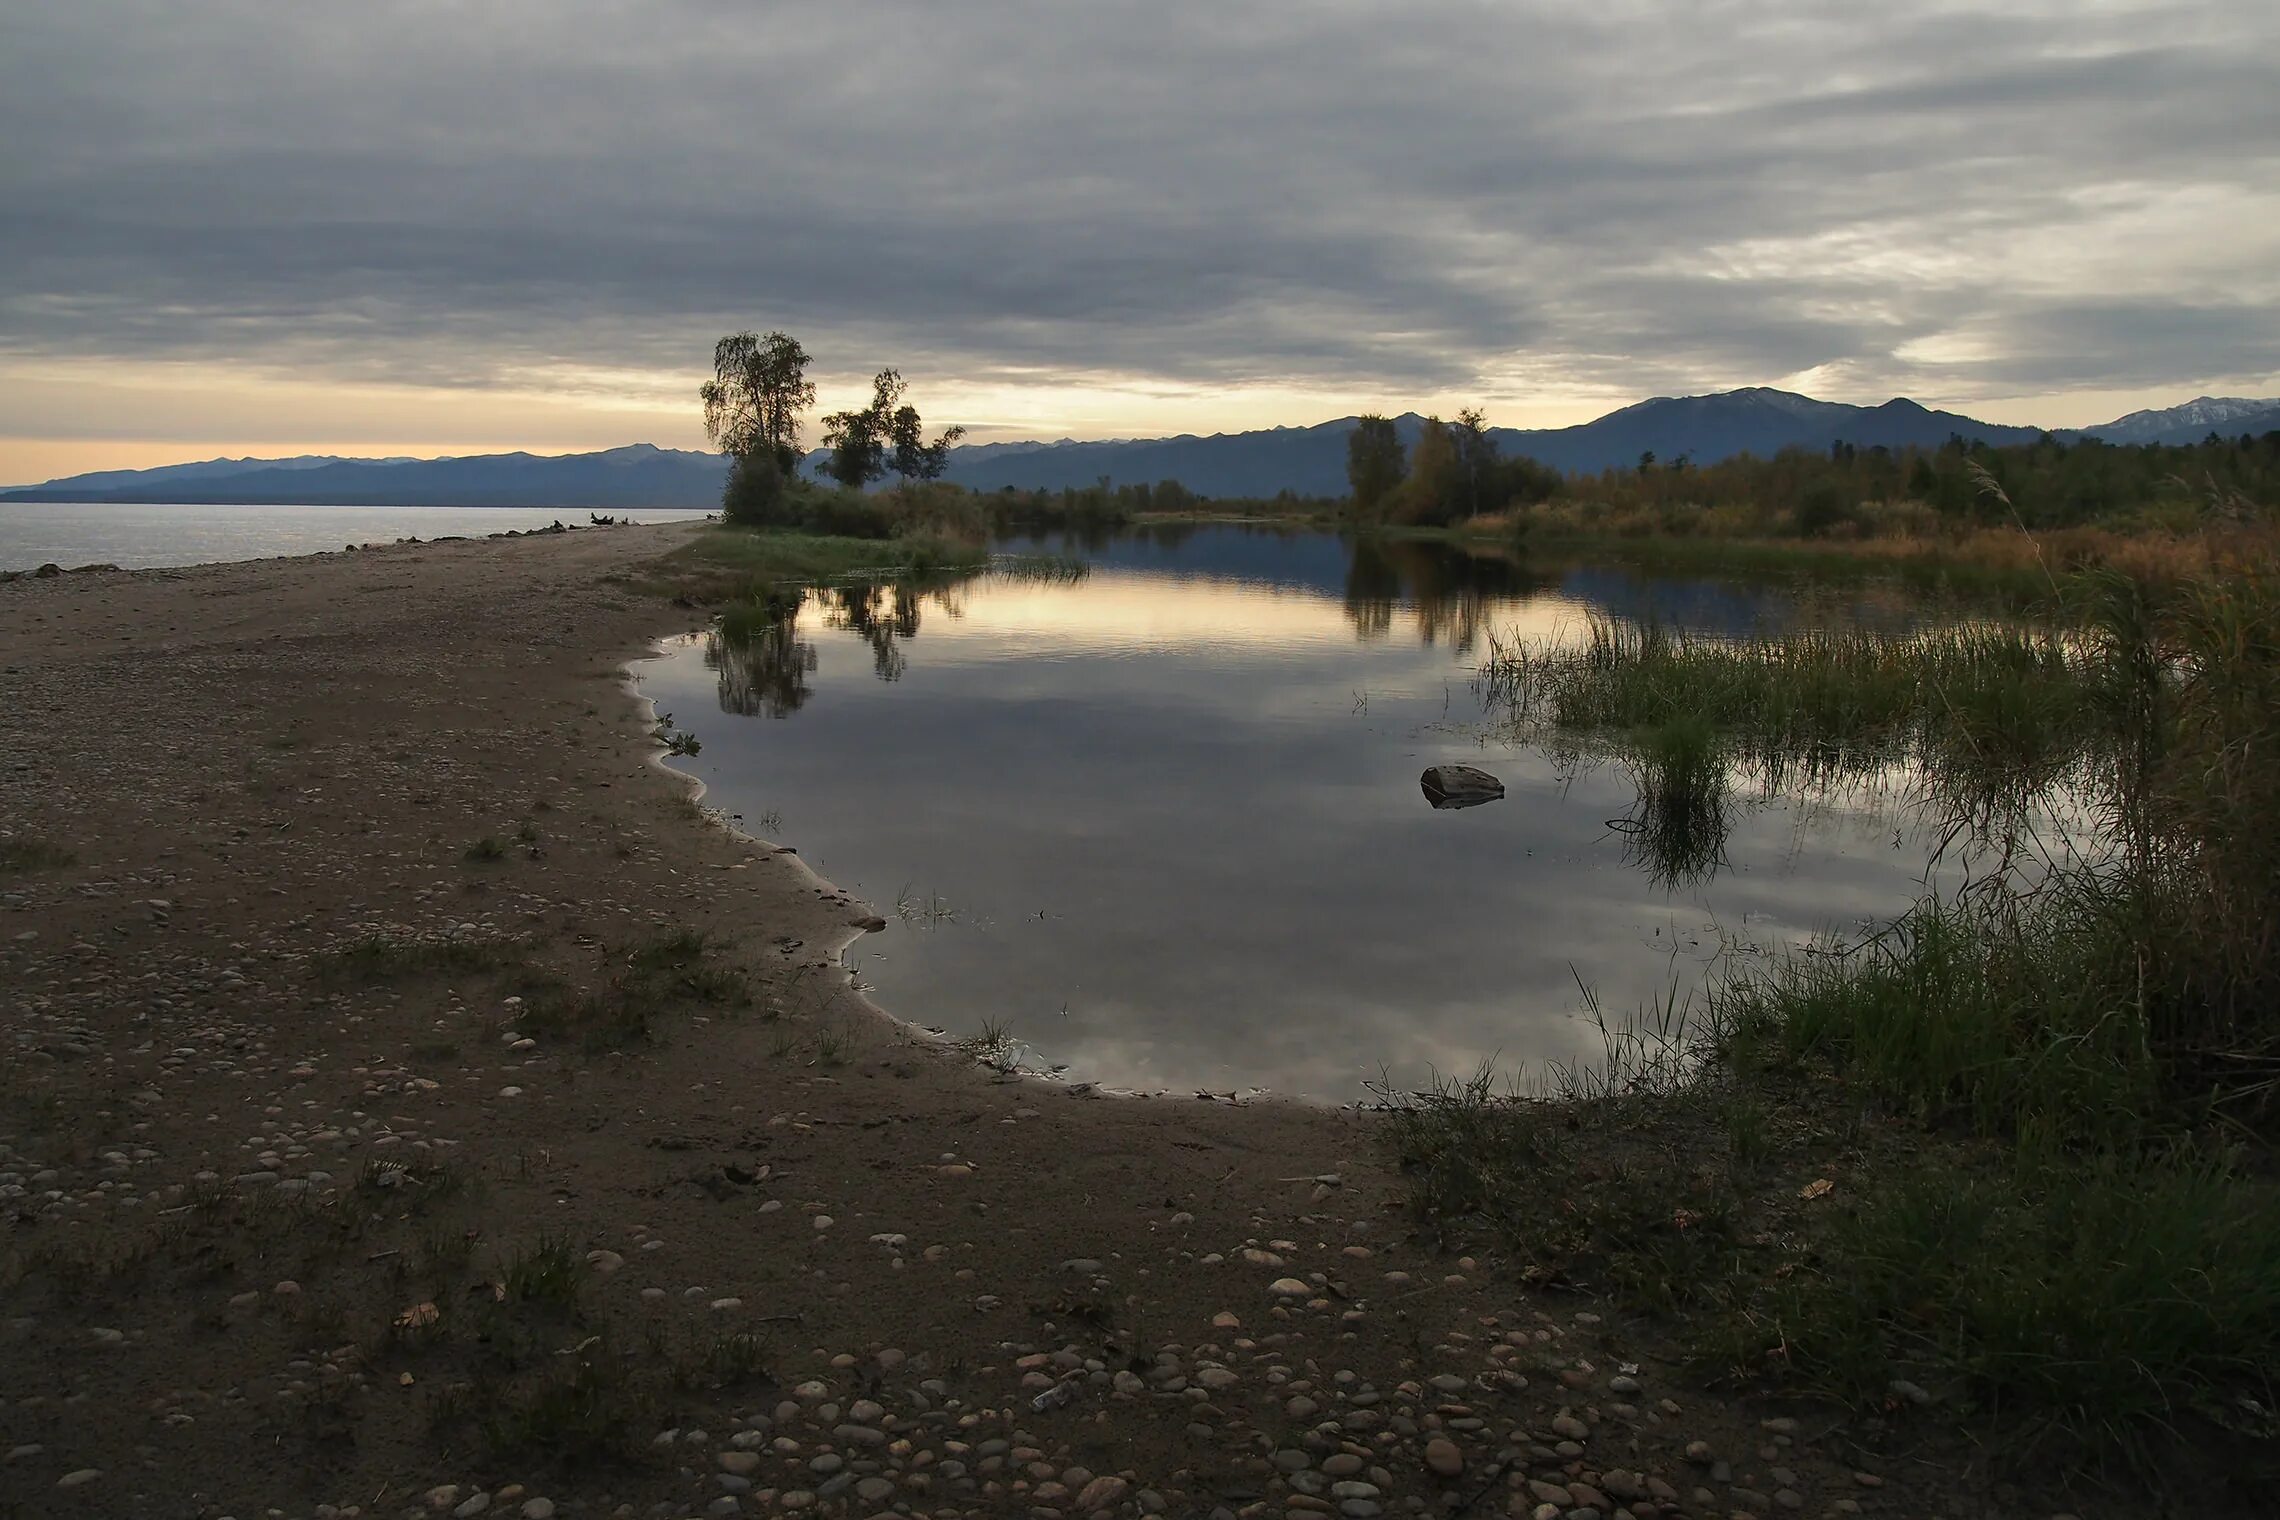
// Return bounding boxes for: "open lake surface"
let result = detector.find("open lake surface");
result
[645,527,1958,1101]
[0,500,715,571]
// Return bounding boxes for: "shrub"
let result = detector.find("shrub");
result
[721,454,789,528]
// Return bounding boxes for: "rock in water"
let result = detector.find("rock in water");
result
[1420,764,1504,809]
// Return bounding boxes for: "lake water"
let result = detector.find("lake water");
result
[641,527,1954,1102]
[0,500,716,571]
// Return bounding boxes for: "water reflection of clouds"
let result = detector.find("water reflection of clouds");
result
[651,531,1941,1102]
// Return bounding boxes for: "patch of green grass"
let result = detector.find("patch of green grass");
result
[1720,1146,2280,1462]
[497,1236,583,1307]
[633,524,989,606]
[509,931,753,1052]
[1519,532,2058,605]
[0,837,77,874]
[430,1352,665,1465]
[320,932,523,983]
[1714,893,2162,1141]
[625,928,710,975]
[676,1329,773,1392]
[1377,1066,1750,1310]
[813,1019,850,1068]
[464,835,507,863]
[513,986,656,1053]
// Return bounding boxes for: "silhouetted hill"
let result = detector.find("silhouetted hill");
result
[938,388,2048,494]
[8,444,727,508]
[11,387,2266,507]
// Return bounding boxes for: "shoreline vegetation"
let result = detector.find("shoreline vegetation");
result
[657,331,2279,1499]
[596,314,2280,1501]
[1422,563,2280,1482]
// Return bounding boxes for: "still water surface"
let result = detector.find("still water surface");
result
[0,500,714,571]
[644,528,1949,1101]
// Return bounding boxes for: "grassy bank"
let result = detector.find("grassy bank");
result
[1511,518,2280,604]
[1387,564,2280,1490]
[625,522,988,606]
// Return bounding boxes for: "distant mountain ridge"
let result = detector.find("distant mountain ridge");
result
[10,388,2275,508]
[8,443,727,509]
[2084,396,2280,446]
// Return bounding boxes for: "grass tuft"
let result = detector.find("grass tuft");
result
[0,837,77,874]
[497,1235,583,1307]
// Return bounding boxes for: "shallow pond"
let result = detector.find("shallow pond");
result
[642,527,1954,1101]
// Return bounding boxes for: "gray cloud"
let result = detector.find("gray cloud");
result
[3,0,2275,424]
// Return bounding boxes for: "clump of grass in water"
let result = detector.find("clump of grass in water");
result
[987,553,1090,585]
[895,883,961,927]
[1489,613,2100,817]
[1611,715,1729,886]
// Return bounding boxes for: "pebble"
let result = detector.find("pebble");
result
[1422,1437,1462,1477]
[1077,1475,1130,1511]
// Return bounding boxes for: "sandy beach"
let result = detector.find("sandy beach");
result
[1,526,2021,1518]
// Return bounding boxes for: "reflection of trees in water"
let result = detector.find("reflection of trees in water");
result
[706,593,818,718]
[821,583,924,682]
[708,576,977,714]
[819,579,971,683]
[1342,538,1560,650]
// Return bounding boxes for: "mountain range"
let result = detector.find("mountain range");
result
[8,389,2274,508]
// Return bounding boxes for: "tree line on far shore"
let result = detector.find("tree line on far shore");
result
[1346,409,2280,536]
[698,331,2280,541]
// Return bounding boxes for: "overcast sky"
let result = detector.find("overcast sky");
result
[4,0,2276,480]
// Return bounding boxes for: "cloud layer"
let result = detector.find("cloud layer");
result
[4,0,2277,450]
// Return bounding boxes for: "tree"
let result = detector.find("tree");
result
[820,409,885,490]
[721,452,788,527]
[821,370,899,491]
[1451,407,1498,517]
[701,331,815,477]
[1346,414,1406,516]
[1394,416,1463,526]
[821,369,967,489]
[890,404,966,483]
